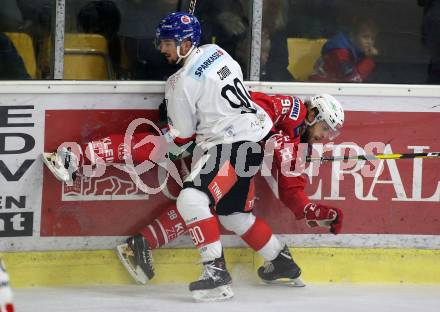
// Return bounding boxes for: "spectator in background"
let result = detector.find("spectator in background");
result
[309,17,379,83]
[115,0,179,80]
[236,29,294,82]
[0,32,30,79]
[16,0,52,78]
[192,0,250,74]
[0,0,23,31]
[259,31,273,79]
[16,0,52,42]
[77,0,122,77]
[261,0,294,81]
[286,0,341,39]
[234,0,294,81]
[419,0,440,84]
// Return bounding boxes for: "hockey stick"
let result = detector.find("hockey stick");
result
[188,0,197,14]
[306,152,440,162]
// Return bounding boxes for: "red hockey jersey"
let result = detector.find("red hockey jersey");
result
[250,92,311,220]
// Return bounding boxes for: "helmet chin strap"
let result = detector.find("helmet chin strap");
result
[176,44,196,65]
[305,110,319,127]
[304,119,316,127]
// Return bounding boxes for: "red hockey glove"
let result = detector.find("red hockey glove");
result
[304,203,343,234]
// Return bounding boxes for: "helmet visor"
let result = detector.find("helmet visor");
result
[155,38,177,51]
[318,120,342,140]
[157,27,177,41]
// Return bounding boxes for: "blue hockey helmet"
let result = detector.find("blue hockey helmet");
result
[155,12,201,48]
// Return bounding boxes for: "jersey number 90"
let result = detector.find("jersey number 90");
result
[221,78,257,114]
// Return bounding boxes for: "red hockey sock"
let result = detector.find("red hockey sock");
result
[139,204,187,249]
[81,132,167,165]
[240,217,273,251]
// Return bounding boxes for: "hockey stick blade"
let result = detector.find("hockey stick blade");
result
[116,244,149,285]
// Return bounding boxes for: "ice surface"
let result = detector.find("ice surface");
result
[13,283,440,312]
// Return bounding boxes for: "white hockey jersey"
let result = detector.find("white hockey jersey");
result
[165,44,273,150]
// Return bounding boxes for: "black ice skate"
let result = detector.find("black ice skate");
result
[189,254,234,302]
[116,234,154,284]
[258,245,305,287]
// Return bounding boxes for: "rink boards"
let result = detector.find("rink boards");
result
[0,81,439,286]
[2,247,440,287]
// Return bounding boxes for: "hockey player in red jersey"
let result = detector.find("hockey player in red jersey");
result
[116,92,344,290]
[252,92,344,231]
[0,259,14,312]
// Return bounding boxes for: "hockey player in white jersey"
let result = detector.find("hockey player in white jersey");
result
[159,19,272,149]
[155,12,280,301]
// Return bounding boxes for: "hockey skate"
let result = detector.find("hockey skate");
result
[189,254,233,302]
[258,245,305,287]
[41,146,79,185]
[116,235,154,284]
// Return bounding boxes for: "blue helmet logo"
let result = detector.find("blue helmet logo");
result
[156,12,201,47]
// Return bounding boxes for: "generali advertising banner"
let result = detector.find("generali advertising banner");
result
[258,111,440,235]
[0,88,439,251]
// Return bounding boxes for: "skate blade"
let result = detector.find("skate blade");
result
[191,285,234,302]
[116,244,149,285]
[41,152,72,184]
[262,277,306,287]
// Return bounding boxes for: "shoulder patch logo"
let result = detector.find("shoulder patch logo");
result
[289,97,301,120]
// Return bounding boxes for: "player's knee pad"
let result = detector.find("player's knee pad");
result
[218,213,256,236]
[176,187,212,225]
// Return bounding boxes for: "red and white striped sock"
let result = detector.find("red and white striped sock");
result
[187,216,222,262]
[138,204,187,249]
[241,216,283,261]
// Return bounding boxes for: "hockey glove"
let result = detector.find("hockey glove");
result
[304,203,343,235]
[161,128,196,161]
